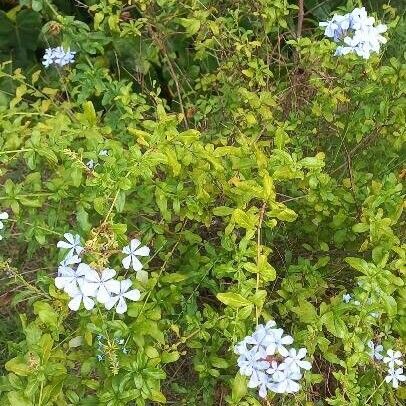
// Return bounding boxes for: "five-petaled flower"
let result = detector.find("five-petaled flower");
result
[57,233,84,259]
[84,268,120,304]
[270,368,302,394]
[383,349,403,368]
[281,348,312,374]
[66,279,96,311]
[265,328,294,356]
[105,279,141,314]
[55,262,89,293]
[385,367,406,389]
[122,238,150,281]
[367,340,384,361]
[58,255,81,276]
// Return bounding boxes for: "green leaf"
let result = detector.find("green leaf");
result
[161,351,179,364]
[216,292,251,308]
[33,301,59,331]
[0,10,41,50]
[233,208,257,230]
[292,300,318,324]
[231,373,247,402]
[150,389,166,403]
[178,18,201,36]
[268,203,297,222]
[213,206,234,216]
[83,101,97,125]
[210,356,229,369]
[5,357,30,376]
[321,311,348,339]
[7,391,33,406]
[345,257,371,275]
[352,223,369,233]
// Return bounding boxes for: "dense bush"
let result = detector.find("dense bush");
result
[0,1,405,405]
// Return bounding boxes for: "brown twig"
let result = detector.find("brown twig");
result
[297,0,304,38]
[255,202,267,324]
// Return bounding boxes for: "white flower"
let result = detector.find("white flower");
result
[237,347,269,377]
[267,360,285,376]
[122,239,150,280]
[349,7,375,30]
[58,255,81,276]
[66,279,96,311]
[385,367,406,389]
[319,14,350,41]
[105,279,141,314]
[281,348,312,373]
[0,211,9,228]
[321,8,388,59]
[55,262,88,293]
[342,293,352,303]
[42,47,76,68]
[247,370,269,398]
[383,349,403,368]
[246,320,277,350]
[0,211,9,240]
[86,159,97,170]
[269,368,302,394]
[83,268,120,304]
[367,341,384,361]
[265,328,294,356]
[234,336,251,355]
[57,233,84,258]
[99,149,108,156]
[42,48,55,68]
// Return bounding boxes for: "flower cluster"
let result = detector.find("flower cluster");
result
[55,233,150,314]
[0,212,9,240]
[368,340,405,389]
[42,46,76,68]
[235,321,311,398]
[320,7,387,59]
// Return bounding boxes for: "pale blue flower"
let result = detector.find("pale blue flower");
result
[367,340,384,361]
[42,46,76,68]
[383,349,404,368]
[57,233,84,259]
[385,367,406,389]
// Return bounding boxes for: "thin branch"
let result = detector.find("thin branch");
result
[297,0,304,38]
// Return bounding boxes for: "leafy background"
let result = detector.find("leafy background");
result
[0,0,405,405]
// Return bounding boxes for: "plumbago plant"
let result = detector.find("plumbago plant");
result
[0,0,405,405]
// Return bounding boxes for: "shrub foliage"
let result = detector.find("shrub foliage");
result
[0,0,405,405]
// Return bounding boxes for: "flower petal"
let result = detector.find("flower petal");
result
[105,295,119,310]
[120,279,133,293]
[130,239,141,252]
[104,279,120,295]
[57,241,72,249]
[96,285,111,304]
[116,297,127,314]
[134,246,150,257]
[101,268,116,281]
[123,288,141,302]
[82,296,95,310]
[68,295,82,311]
[62,233,73,244]
[84,268,100,283]
[122,255,132,270]
[131,256,143,271]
